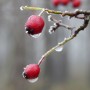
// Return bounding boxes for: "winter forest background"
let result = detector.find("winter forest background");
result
[0,0,90,90]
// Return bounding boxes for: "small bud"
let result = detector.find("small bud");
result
[49,26,55,34]
[20,6,24,11]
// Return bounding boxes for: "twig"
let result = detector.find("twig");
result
[48,15,74,34]
[20,6,90,17]
[20,6,90,65]
[38,15,90,66]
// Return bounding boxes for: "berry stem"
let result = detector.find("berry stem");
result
[38,56,45,66]
[38,9,45,16]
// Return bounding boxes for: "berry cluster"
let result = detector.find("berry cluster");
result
[52,0,81,8]
[21,0,86,83]
[23,13,45,83]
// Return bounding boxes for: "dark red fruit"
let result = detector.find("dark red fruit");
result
[25,15,44,35]
[72,0,81,8]
[52,0,61,6]
[61,0,70,5]
[22,64,40,79]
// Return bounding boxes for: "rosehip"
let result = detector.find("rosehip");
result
[52,0,61,6]
[25,15,44,36]
[72,0,81,8]
[61,0,70,5]
[22,64,40,83]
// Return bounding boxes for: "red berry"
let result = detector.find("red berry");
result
[25,15,44,35]
[52,0,61,6]
[61,0,70,5]
[72,0,81,8]
[22,64,40,79]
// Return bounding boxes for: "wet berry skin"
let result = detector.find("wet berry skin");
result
[52,0,61,6]
[25,15,44,35]
[22,64,40,79]
[72,0,81,8]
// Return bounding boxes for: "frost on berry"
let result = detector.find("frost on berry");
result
[49,22,61,34]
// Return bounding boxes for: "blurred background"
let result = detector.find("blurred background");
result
[0,0,90,90]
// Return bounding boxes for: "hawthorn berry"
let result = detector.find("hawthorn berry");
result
[22,64,40,83]
[72,0,81,8]
[61,0,70,5]
[25,15,44,37]
[52,0,61,6]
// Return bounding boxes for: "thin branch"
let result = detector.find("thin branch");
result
[20,6,90,17]
[38,15,90,66]
[20,6,90,66]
